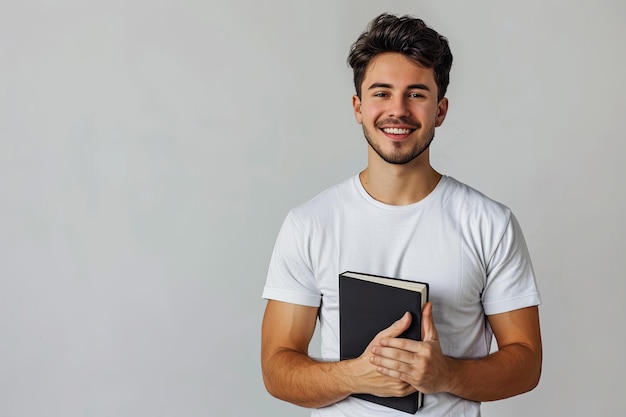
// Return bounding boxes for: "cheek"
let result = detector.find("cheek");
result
[414,106,438,122]
[360,104,384,123]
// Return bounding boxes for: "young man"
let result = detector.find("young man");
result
[261,13,542,416]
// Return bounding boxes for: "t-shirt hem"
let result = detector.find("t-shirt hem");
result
[262,287,321,307]
[483,292,542,316]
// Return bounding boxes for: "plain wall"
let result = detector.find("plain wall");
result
[1,0,624,416]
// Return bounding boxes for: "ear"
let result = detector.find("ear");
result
[352,94,363,125]
[435,97,449,127]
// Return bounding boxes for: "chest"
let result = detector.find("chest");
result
[312,209,488,315]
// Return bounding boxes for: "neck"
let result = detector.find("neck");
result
[360,150,442,206]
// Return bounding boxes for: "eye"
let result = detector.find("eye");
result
[373,92,388,97]
[408,92,425,99]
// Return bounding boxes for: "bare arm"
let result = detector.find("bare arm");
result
[261,300,415,408]
[372,303,542,402]
[446,305,542,400]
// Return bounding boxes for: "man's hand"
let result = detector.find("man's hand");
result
[370,302,451,394]
[347,311,418,398]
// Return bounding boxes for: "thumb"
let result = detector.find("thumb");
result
[379,311,412,340]
[421,302,439,342]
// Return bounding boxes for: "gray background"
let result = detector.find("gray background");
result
[1,0,624,416]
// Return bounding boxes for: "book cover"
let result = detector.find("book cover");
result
[339,271,429,414]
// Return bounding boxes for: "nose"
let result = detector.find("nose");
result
[387,95,410,118]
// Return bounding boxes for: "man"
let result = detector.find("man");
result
[261,13,542,417]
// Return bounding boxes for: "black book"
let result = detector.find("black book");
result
[339,271,429,414]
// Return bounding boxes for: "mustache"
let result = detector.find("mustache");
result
[375,117,420,129]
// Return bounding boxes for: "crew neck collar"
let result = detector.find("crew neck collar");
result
[353,174,448,211]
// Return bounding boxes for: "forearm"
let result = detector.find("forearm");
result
[445,342,541,402]
[262,348,355,408]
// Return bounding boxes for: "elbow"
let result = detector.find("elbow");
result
[528,359,542,392]
[262,374,282,400]
[520,353,542,395]
[516,338,543,395]
[261,359,281,399]
[261,354,293,402]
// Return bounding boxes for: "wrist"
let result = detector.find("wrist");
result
[441,356,455,393]
[335,358,361,396]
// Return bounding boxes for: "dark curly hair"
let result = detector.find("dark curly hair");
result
[347,13,453,101]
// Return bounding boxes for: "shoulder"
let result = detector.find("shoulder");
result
[288,175,358,223]
[441,176,512,221]
[439,176,516,249]
[274,176,358,265]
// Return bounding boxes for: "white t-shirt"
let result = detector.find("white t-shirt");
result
[263,175,541,417]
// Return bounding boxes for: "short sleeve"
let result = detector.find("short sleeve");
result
[262,211,322,307]
[482,213,541,315]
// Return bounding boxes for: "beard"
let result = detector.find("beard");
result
[362,121,436,165]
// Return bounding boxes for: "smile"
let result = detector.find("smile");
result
[381,127,414,135]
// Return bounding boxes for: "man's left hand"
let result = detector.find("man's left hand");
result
[370,302,452,395]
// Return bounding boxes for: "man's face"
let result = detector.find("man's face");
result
[352,52,448,165]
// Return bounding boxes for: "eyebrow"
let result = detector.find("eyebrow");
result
[367,82,431,91]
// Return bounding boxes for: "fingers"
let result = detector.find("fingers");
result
[421,302,439,342]
[376,303,439,349]
[368,311,412,351]
[370,304,446,394]
[381,311,412,339]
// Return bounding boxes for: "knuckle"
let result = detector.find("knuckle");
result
[389,361,401,371]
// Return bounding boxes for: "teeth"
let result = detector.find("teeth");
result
[383,127,411,135]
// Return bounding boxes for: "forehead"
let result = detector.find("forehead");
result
[362,52,437,89]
